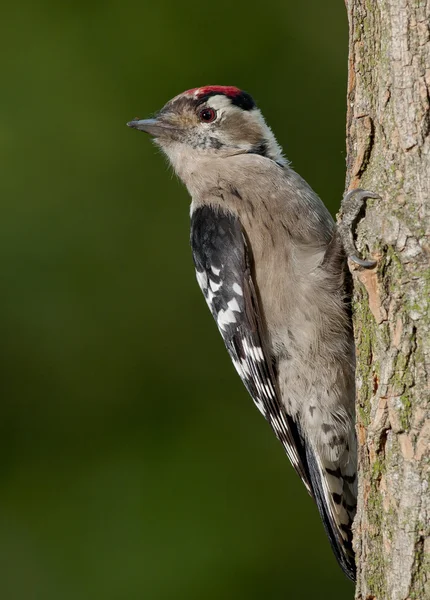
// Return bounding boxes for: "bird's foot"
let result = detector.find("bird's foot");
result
[337,188,381,268]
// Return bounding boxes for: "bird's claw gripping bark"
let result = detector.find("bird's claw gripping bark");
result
[337,189,381,269]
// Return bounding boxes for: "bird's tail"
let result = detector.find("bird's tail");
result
[305,443,357,581]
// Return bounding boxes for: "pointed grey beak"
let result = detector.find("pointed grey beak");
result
[127,118,173,137]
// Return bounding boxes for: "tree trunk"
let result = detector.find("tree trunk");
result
[344,1,430,598]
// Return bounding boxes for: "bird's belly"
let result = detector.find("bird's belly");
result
[254,260,320,356]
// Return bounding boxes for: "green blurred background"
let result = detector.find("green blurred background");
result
[1,1,352,598]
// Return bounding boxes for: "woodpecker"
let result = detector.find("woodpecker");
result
[128,86,378,581]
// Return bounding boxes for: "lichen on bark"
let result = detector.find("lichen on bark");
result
[344,1,430,598]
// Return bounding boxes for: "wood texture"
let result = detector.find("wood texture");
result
[345,1,430,598]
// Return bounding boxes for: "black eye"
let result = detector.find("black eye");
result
[199,107,217,123]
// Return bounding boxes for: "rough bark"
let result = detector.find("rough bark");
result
[344,1,430,598]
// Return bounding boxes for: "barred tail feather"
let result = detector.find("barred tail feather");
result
[305,444,357,581]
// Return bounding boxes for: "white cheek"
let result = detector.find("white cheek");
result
[158,142,187,172]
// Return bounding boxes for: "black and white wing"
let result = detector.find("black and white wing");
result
[190,204,356,581]
[190,204,312,494]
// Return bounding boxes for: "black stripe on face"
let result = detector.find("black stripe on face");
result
[230,91,255,111]
[249,141,269,157]
[197,91,256,111]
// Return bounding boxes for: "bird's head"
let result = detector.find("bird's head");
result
[127,86,286,171]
